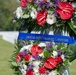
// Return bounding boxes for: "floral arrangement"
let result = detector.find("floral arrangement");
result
[13,0,76,35]
[11,40,72,75]
[11,0,76,75]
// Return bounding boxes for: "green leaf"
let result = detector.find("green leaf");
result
[22,14,29,18]
[67,21,76,34]
[11,62,18,67]
[44,51,51,58]
[69,45,76,62]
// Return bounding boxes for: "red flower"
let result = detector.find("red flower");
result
[24,54,31,61]
[44,57,57,69]
[55,56,63,64]
[20,0,28,7]
[29,0,33,2]
[38,67,46,74]
[16,53,21,62]
[30,44,43,56]
[43,0,47,2]
[56,2,74,20]
[37,9,47,25]
[26,70,34,75]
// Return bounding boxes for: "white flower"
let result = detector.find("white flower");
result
[46,14,56,25]
[18,62,23,68]
[15,7,23,19]
[33,67,39,73]
[33,61,41,67]
[33,67,40,75]
[38,43,46,47]
[49,70,57,75]
[52,51,58,57]
[12,20,16,23]
[47,0,50,2]
[23,64,27,70]
[20,45,32,52]
[61,54,65,61]
[34,72,40,75]
[30,8,37,19]
[39,53,44,57]
[30,56,35,61]
[19,68,26,75]
[52,44,57,50]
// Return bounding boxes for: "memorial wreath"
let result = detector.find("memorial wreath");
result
[11,40,72,75]
[10,0,76,75]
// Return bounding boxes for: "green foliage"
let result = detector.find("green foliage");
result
[68,44,76,62]
[10,40,27,75]
[0,0,20,31]
[11,62,18,67]
[44,50,51,58]
[0,36,15,75]
[0,37,76,75]
[67,20,76,34]
[10,40,71,75]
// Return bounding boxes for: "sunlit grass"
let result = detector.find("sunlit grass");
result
[70,60,76,75]
[0,36,15,75]
[0,36,76,75]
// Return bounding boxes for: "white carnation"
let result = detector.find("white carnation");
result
[52,51,58,57]
[23,64,27,70]
[34,72,40,75]
[20,68,26,75]
[39,53,44,57]
[20,45,32,52]
[61,54,65,61]
[38,43,46,47]
[33,61,41,67]
[33,67,40,75]
[30,56,35,61]
[46,14,56,25]
[47,0,50,2]
[33,67,39,73]
[18,62,23,68]
[15,7,23,19]
[30,8,37,19]
[53,44,57,50]
[49,70,57,75]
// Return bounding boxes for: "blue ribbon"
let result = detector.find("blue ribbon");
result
[18,32,76,44]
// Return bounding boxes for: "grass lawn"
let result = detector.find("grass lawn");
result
[0,36,15,75]
[69,60,76,75]
[0,36,76,75]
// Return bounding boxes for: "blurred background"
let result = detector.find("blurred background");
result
[0,0,76,75]
[0,0,20,31]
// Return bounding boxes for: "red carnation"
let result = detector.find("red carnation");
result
[37,9,47,25]
[56,2,74,20]
[24,54,31,61]
[38,67,46,74]
[20,0,28,7]
[44,57,57,69]
[16,53,21,62]
[55,56,63,64]
[26,70,34,75]
[30,44,43,56]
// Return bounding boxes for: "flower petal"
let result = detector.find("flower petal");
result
[56,2,74,20]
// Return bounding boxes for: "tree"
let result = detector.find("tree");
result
[0,0,20,31]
